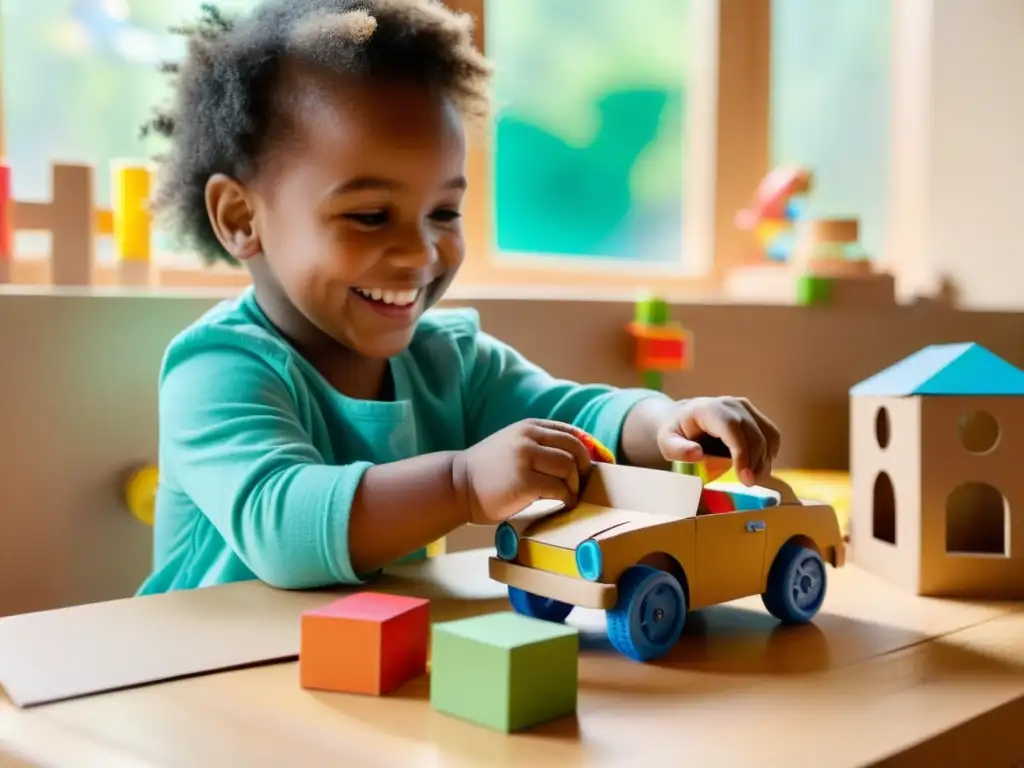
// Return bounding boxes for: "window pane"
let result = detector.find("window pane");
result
[771,0,891,260]
[1,0,250,262]
[487,0,689,265]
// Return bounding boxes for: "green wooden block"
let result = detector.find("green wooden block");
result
[430,612,579,733]
[634,296,669,325]
[796,275,834,306]
[641,369,663,391]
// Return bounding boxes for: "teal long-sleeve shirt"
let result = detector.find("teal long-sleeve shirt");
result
[137,287,659,595]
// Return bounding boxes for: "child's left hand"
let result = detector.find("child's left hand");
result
[656,397,781,486]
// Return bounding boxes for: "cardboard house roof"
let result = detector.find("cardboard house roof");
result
[849,343,1024,397]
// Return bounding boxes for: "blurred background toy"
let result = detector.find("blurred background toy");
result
[735,165,814,262]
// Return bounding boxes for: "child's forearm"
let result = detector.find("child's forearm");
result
[347,451,469,575]
[619,395,676,467]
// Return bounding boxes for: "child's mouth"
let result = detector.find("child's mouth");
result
[351,286,423,319]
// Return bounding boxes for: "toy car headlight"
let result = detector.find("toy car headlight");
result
[495,522,519,561]
[575,539,603,582]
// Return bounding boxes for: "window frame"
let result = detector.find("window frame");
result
[447,0,770,295]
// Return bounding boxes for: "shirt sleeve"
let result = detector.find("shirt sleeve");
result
[460,324,663,458]
[158,339,374,590]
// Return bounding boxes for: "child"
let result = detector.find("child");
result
[137,0,780,595]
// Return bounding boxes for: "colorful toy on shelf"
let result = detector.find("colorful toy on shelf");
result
[430,612,578,733]
[490,458,845,662]
[300,592,430,695]
[850,343,1024,598]
[5,159,154,287]
[626,294,693,392]
[791,218,895,308]
[111,161,153,286]
[0,163,12,284]
[735,165,814,262]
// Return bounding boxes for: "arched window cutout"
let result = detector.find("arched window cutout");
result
[875,407,890,450]
[946,482,1009,556]
[873,471,896,545]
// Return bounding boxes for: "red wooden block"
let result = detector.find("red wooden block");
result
[642,337,685,359]
[634,332,693,372]
[0,165,12,261]
[300,592,430,695]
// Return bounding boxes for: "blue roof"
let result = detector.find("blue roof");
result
[850,343,1024,396]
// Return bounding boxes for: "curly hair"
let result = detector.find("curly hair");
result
[141,0,492,265]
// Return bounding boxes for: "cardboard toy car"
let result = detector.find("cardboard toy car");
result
[488,462,846,662]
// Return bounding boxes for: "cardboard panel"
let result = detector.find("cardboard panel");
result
[582,463,703,519]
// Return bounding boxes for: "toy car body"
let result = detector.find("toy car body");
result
[488,463,846,661]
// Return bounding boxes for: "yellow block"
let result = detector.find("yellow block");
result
[112,164,151,262]
[517,540,579,578]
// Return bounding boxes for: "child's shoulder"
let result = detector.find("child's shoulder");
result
[162,288,294,373]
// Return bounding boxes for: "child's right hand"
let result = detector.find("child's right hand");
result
[453,419,594,525]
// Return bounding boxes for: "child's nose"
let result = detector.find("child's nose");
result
[389,226,439,267]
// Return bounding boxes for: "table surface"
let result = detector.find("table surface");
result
[3,550,1024,768]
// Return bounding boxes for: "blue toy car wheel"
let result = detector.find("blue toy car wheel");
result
[508,586,574,623]
[761,541,827,624]
[606,565,687,662]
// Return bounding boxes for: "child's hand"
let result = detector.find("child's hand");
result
[453,419,593,525]
[657,397,781,487]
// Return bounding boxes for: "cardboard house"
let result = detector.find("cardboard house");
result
[849,343,1024,598]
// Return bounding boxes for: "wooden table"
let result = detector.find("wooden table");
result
[2,550,1024,768]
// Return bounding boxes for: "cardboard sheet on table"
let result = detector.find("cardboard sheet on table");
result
[0,551,504,708]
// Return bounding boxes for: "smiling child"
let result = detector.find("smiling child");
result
[136,0,780,595]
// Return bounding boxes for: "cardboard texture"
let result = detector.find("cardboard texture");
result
[850,343,1024,598]
[0,552,505,709]
[299,592,430,695]
[434,522,497,554]
[429,612,578,733]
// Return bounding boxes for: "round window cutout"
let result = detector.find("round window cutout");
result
[957,410,1000,454]
[875,406,891,450]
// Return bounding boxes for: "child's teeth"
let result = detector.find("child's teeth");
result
[356,287,419,306]
[383,289,418,305]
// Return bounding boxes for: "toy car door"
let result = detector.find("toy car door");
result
[691,510,769,608]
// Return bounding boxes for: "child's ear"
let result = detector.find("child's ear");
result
[205,173,262,261]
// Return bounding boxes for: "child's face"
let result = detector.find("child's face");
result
[241,74,467,359]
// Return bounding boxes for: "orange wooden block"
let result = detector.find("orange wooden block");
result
[299,592,430,695]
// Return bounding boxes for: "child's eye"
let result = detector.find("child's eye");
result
[430,208,462,224]
[343,210,390,228]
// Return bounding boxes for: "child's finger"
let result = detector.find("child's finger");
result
[658,430,705,462]
[738,418,769,479]
[529,422,593,474]
[698,412,752,484]
[530,445,582,496]
[734,397,782,462]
